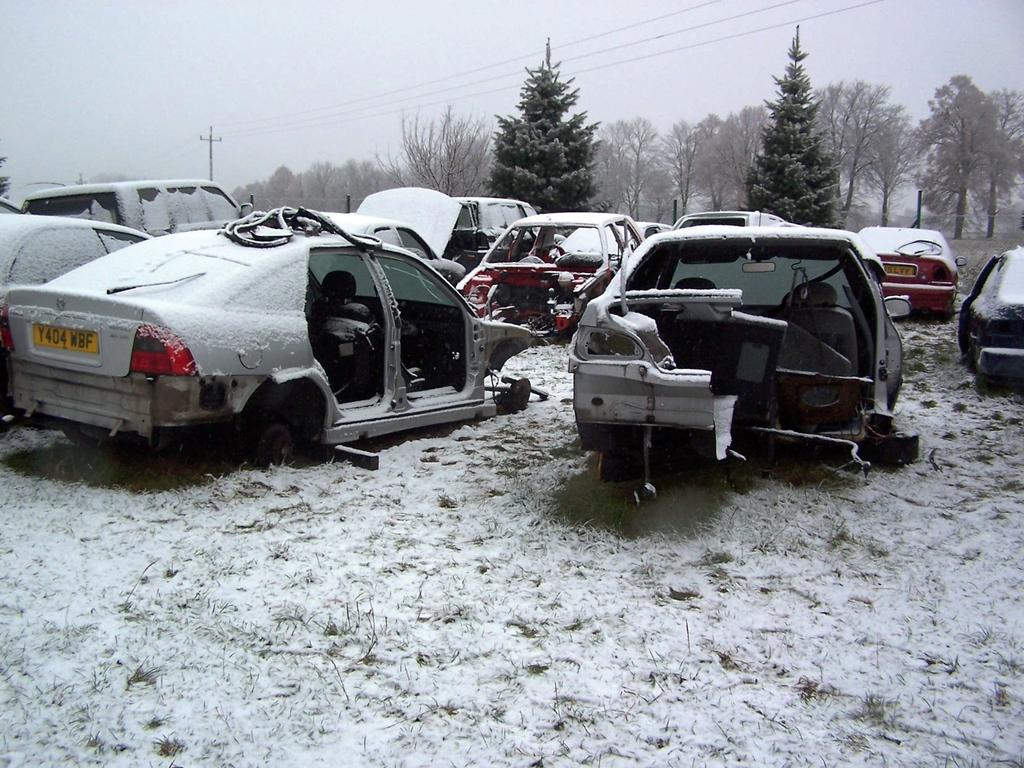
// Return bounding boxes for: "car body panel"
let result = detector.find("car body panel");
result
[570,226,904,461]
[958,246,1024,385]
[457,212,642,334]
[4,225,532,445]
[858,227,959,316]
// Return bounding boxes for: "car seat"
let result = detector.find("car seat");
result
[783,282,859,375]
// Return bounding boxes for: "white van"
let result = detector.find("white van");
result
[22,179,250,236]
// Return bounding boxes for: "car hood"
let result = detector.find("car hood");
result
[357,188,462,258]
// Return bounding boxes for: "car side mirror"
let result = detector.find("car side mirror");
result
[884,295,912,319]
[239,202,254,217]
[955,256,967,268]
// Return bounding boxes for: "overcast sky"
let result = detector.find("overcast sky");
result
[3,0,1023,200]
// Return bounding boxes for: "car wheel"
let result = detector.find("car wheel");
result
[254,421,294,467]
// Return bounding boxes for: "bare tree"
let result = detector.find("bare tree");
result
[381,106,491,196]
[301,161,340,209]
[595,118,662,218]
[662,120,705,216]
[696,107,766,210]
[919,76,996,239]
[693,114,724,208]
[863,106,919,226]
[976,89,1024,237]
[817,80,893,226]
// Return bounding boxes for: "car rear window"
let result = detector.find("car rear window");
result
[7,227,107,285]
[24,193,120,224]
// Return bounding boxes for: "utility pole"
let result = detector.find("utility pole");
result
[199,126,221,180]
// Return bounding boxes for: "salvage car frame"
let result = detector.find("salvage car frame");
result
[569,226,916,479]
[1,209,532,464]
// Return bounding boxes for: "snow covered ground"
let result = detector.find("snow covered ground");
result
[1,243,1022,766]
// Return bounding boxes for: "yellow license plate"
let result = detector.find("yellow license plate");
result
[884,263,916,277]
[33,323,99,355]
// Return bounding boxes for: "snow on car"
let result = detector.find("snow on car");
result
[21,179,250,237]
[570,225,917,482]
[673,209,788,229]
[858,226,963,318]
[958,245,1024,386]
[321,211,465,284]
[1,215,150,406]
[1,209,532,465]
[457,212,643,335]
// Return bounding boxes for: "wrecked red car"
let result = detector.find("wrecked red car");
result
[457,213,643,334]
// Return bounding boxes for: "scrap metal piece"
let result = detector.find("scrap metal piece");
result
[334,444,380,471]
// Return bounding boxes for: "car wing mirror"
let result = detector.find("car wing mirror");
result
[239,201,254,217]
[884,295,912,319]
[955,256,967,268]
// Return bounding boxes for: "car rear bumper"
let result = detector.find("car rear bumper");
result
[10,358,254,440]
[571,356,719,428]
[882,282,956,314]
[977,347,1024,385]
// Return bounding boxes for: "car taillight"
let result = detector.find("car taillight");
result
[0,305,13,351]
[932,264,950,282]
[129,324,196,376]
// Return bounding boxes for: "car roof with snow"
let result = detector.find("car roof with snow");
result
[624,224,883,280]
[32,226,411,309]
[21,179,232,201]
[510,212,635,229]
[995,246,1024,305]
[321,212,412,234]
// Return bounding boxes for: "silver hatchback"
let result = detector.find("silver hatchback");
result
[2,209,532,464]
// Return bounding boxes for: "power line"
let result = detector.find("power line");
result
[224,0,812,139]
[223,0,883,143]
[215,0,725,132]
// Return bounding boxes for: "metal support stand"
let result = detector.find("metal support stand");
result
[634,425,657,504]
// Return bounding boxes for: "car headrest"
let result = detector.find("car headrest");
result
[674,277,718,290]
[792,282,836,306]
[321,270,357,301]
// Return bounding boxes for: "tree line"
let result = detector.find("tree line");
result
[231,34,1024,238]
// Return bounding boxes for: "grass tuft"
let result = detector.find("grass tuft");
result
[126,663,161,689]
[154,735,185,757]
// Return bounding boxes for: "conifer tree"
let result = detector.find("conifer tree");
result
[490,52,599,212]
[747,29,837,225]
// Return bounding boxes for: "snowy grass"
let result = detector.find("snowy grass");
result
[1,258,1023,765]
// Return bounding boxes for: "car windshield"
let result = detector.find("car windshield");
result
[630,239,862,310]
[486,224,603,266]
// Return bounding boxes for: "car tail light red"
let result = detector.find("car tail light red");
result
[129,324,196,376]
[0,305,13,351]
[932,264,950,283]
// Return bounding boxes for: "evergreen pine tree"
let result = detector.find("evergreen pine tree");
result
[489,54,599,212]
[747,29,837,226]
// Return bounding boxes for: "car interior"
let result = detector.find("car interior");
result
[627,241,880,431]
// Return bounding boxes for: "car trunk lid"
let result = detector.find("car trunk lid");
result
[6,286,160,377]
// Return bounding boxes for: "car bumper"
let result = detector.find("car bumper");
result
[570,355,737,457]
[882,282,956,314]
[10,358,258,440]
[976,347,1024,385]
